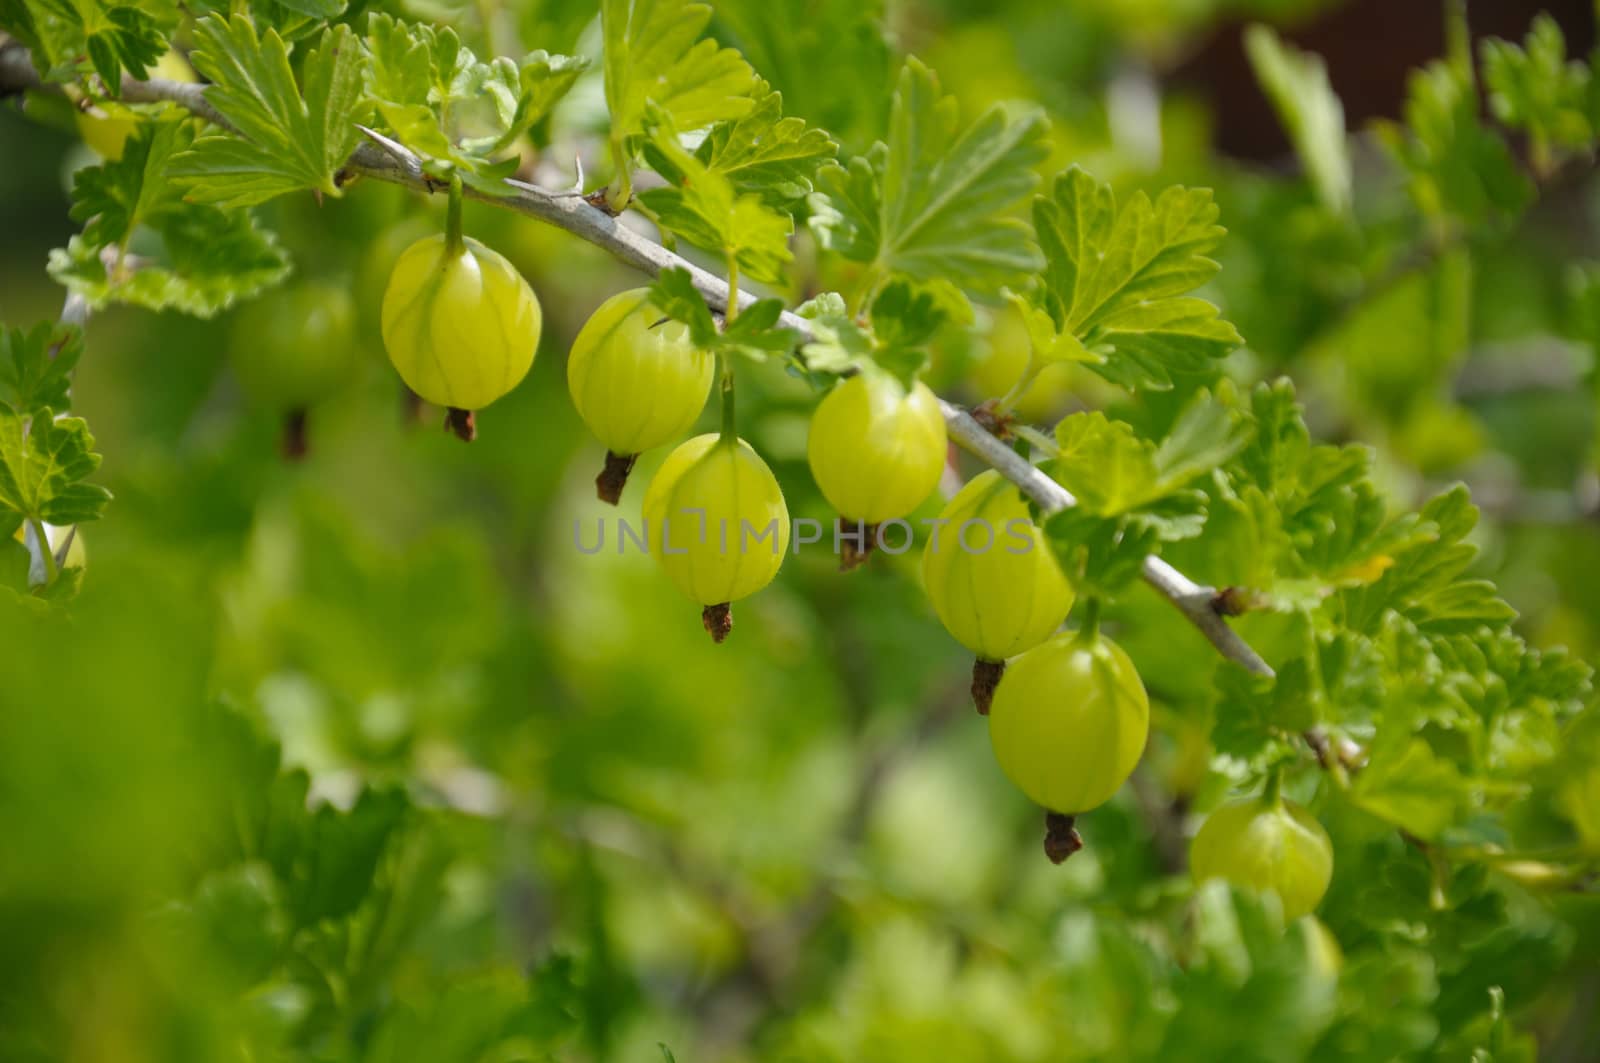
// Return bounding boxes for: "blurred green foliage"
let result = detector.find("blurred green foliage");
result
[2,0,1599,1061]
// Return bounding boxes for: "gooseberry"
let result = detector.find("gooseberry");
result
[568,288,713,503]
[1190,789,1334,921]
[380,232,541,439]
[920,469,1074,710]
[988,629,1149,815]
[229,283,358,458]
[807,368,947,550]
[642,433,790,641]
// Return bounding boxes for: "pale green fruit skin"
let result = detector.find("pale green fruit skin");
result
[1191,794,1334,921]
[807,371,948,523]
[567,288,712,454]
[230,285,358,409]
[988,632,1149,813]
[920,469,1074,660]
[380,234,541,410]
[643,434,790,606]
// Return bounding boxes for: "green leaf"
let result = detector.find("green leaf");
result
[796,292,873,376]
[693,83,838,209]
[284,786,408,925]
[602,0,755,133]
[0,0,168,89]
[1032,167,1243,390]
[49,121,289,317]
[1213,657,1314,759]
[364,14,587,168]
[638,114,794,284]
[272,0,346,19]
[1044,506,1172,598]
[1053,394,1248,518]
[1350,737,1469,840]
[1001,291,1099,373]
[1341,486,1518,635]
[0,408,112,526]
[808,57,1047,300]
[1245,25,1351,213]
[708,0,893,149]
[602,0,756,199]
[1482,14,1594,166]
[646,268,797,362]
[170,16,369,206]
[1377,59,1534,226]
[0,322,80,414]
[85,4,166,93]
[0,0,79,81]
[1163,884,1338,1059]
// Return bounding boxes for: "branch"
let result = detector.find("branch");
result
[0,48,1275,678]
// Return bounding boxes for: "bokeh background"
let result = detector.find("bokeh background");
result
[2,0,1598,1060]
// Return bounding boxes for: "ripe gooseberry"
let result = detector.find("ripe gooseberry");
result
[988,629,1149,821]
[642,433,790,642]
[920,469,1074,711]
[1190,787,1334,921]
[380,189,541,440]
[568,288,713,504]
[807,368,947,568]
[229,283,358,459]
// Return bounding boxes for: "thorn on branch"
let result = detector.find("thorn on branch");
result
[1043,812,1083,864]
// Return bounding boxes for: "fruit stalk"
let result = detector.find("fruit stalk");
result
[717,354,736,444]
[444,173,465,257]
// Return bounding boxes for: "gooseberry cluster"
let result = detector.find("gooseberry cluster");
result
[248,189,1331,888]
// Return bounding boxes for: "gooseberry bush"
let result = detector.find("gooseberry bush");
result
[1,0,1598,1059]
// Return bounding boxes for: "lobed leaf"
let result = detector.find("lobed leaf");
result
[1032,167,1243,390]
[170,16,368,206]
[50,120,290,317]
[808,58,1048,301]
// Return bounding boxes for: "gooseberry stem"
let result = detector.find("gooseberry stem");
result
[1263,763,1284,807]
[1077,596,1101,643]
[445,173,465,256]
[719,256,740,442]
[718,354,736,442]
